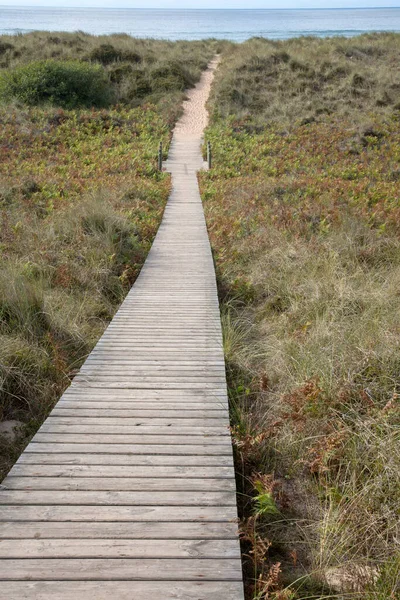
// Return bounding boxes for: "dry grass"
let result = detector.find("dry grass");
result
[201,33,400,600]
[210,33,400,127]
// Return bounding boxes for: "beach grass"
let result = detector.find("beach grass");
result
[201,32,400,599]
[1,28,399,598]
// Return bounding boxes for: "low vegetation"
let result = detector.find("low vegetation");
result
[0,32,217,478]
[0,31,219,112]
[0,60,112,108]
[210,32,400,126]
[201,33,400,599]
[1,28,398,598]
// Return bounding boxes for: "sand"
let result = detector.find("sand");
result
[173,56,220,138]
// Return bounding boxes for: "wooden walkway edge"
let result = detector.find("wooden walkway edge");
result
[0,59,245,600]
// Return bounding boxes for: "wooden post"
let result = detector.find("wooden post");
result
[158,141,163,171]
[207,141,212,170]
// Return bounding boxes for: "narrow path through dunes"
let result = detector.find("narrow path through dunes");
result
[0,58,244,600]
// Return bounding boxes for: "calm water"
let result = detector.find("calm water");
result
[1,7,400,41]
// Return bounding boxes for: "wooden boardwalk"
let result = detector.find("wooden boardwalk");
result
[0,60,244,599]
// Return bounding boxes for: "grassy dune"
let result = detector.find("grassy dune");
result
[0,32,217,478]
[0,32,217,109]
[200,34,400,599]
[1,29,399,598]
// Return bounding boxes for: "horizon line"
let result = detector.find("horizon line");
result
[2,5,400,10]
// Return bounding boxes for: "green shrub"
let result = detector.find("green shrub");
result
[109,63,133,83]
[151,60,198,92]
[0,60,112,108]
[119,69,153,102]
[90,43,141,65]
[0,42,13,56]
[90,43,123,65]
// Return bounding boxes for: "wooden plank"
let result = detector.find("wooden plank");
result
[73,375,227,382]
[0,505,238,522]
[78,368,226,375]
[78,356,224,361]
[81,360,226,366]
[43,417,229,427]
[69,382,226,390]
[16,454,234,467]
[0,521,239,540]
[84,348,223,353]
[24,443,232,455]
[57,401,229,409]
[63,388,227,397]
[51,408,228,418]
[0,490,236,506]
[39,424,230,435]
[0,539,240,559]
[0,581,244,599]
[54,400,228,408]
[7,464,234,478]
[53,402,228,412]
[94,341,221,345]
[84,344,222,348]
[31,433,231,445]
[49,410,229,420]
[0,558,242,581]
[60,396,229,404]
[2,477,236,492]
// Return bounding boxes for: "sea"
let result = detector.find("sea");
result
[1,6,400,41]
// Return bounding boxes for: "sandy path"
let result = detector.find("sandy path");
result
[173,56,220,138]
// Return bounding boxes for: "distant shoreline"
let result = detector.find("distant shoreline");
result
[2,6,400,10]
[1,6,400,41]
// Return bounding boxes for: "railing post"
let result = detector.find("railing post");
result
[207,141,212,170]
[158,141,163,171]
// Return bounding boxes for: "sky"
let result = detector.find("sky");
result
[2,0,400,7]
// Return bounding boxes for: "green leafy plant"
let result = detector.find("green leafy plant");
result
[0,60,112,108]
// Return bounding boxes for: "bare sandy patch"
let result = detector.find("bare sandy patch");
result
[173,56,220,139]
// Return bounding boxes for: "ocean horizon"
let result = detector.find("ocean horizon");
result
[1,6,400,40]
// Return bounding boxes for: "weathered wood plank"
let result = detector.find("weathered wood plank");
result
[31,433,231,445]
[39,424,230,435]
[54,400,228,409]
[60,399,228,408]
[0,581,244,599]
[69,382,226,390]
[52,406,228,415]
[0,521,239,540]
[0,558,243,580]
[81,360,226,366]
[2,476,236,492]
[63,388,228,398]
[42,418,230,428]
[73,375,227,382]
[79,368,226,376]
[61,396,228,404]
[0,539,240,559]
[50,402,228,412]
[25,443,232,455]
[0,490,236,506]
[16,453,234,466]
[8,464,235,478]
[0,505,238,522]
